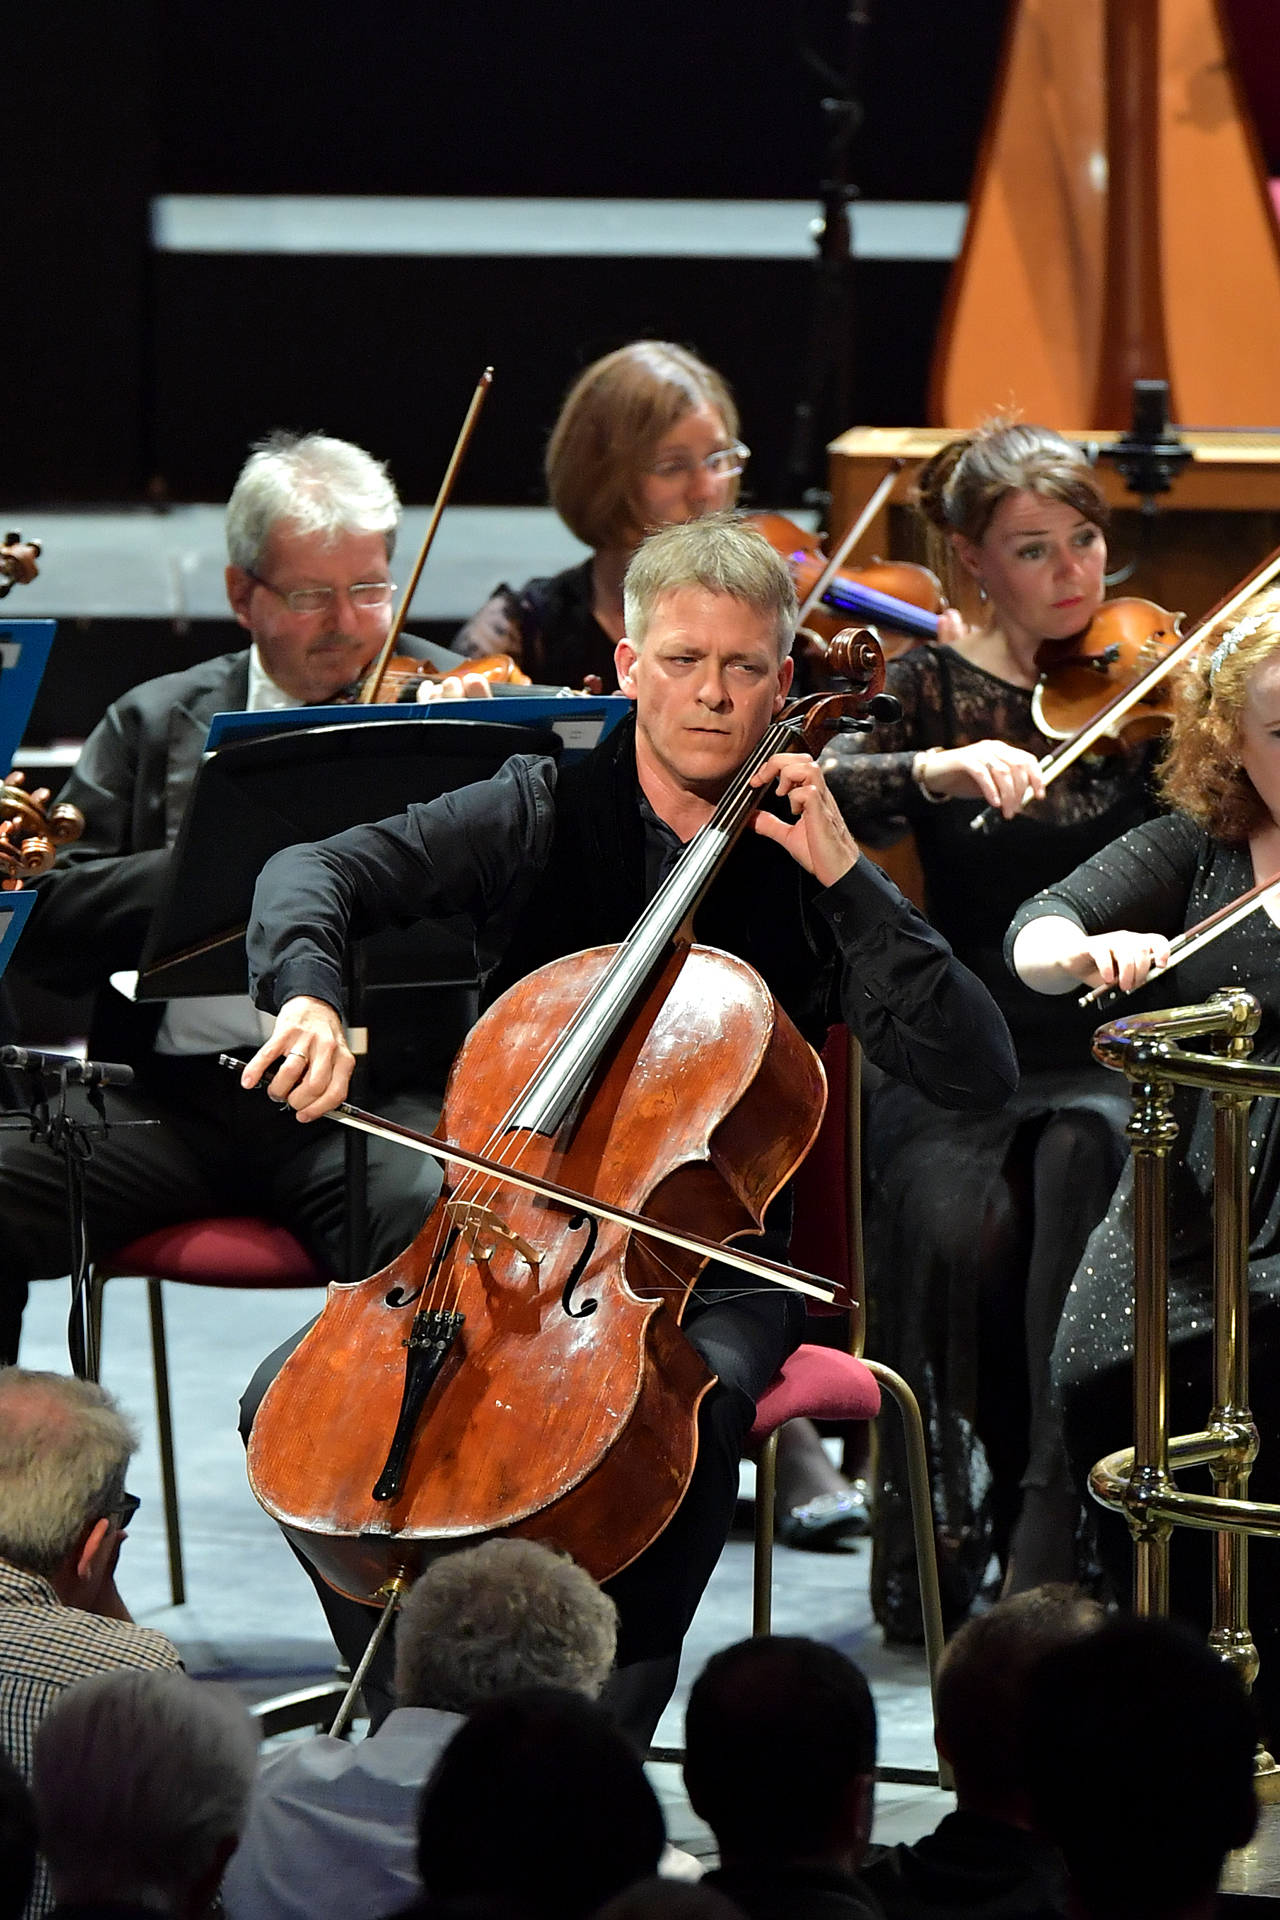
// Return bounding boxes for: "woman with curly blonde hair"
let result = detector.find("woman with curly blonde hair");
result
[1009,587,1280,1738]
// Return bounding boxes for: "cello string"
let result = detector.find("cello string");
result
[416,708,803,1320]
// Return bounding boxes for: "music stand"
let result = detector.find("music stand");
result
[135,717,562,1279]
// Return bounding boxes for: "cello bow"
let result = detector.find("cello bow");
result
[219,1057,839,1305]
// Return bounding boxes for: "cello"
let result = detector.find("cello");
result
[243,629,892,1607]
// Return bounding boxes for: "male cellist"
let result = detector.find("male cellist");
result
[241,513,1018,1745]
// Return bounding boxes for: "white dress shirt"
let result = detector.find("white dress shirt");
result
[153,646,298,1057]
[221,1706,463,1920]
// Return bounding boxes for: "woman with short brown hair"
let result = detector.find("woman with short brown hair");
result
[454,342,746,690]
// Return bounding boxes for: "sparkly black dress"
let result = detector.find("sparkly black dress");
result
[823,644,1156,1636]
[1008,811,1280,1737]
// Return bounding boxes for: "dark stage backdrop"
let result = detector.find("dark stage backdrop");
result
[3,0,1009,508]
[2,2,1278,508]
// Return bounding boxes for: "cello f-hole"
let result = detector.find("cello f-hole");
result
[560,1213,599,1319]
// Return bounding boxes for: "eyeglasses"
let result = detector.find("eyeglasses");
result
[646,442,750,482]
[109,1491,141,1529]
[247,573,396,616]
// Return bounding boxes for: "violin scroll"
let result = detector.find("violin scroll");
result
[0,771,85,890]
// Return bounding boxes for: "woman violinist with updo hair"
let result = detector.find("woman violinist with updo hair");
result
[454,342,747,690]
[821,419,1161,1636]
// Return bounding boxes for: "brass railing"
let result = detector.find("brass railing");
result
[1090,989,1280,1790]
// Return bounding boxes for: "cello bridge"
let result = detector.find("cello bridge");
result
[443,1199,541,1275]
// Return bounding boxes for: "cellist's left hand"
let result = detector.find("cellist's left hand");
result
[748,752,859,889]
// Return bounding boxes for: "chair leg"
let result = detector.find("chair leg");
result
[85,1271,105,1384]
[752,1430,778,1635]
[147,1280,186,1609]
[864,1358,952,1786]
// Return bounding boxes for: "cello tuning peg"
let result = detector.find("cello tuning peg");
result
[833,716,874,733]
[868,693,902,721]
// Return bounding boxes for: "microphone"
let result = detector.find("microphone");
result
[0,1046,135,1088]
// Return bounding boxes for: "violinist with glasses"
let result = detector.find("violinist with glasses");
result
[454,341,749,692]
[821,421,1162,1635]
[0,433,468,1368]
[239,513,1017,1746]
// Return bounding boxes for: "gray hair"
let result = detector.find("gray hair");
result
[623,513,797,658]
[0,1370,136,1576]
[394,1538,618,1713]
[225,430,400,573]
[32,1672,258,1911]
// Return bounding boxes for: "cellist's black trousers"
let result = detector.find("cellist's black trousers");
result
[239,1259,806,1716]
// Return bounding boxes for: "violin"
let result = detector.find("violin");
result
[751,513,942,656]
[243,629,890,1603]
[0,533,40,597]
[970,541,1280,832]
[1030,597,1184,750]
[0,771,84,890]
[368,650,532,703]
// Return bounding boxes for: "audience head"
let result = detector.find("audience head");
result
[547,341,743,553]
[0,1368,138,1608]
[394,1538,617,1711]
[935,1582,1104,1822]
[417,1687,665,1920]
[1024,1616,1257,1920]
[595,1880,747,1920]
[0,1754,35,1920]
[32,1670,258,1918]
[224,430,402,703]
[683,1636,877,1872]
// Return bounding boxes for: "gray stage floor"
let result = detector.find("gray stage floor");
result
[17,1273,949,1859]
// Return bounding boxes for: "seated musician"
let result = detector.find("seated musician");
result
[0,432,468,1364]
[240,512,1019,1748]
[453,340,746,690]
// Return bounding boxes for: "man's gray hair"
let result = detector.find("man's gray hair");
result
[394,1538,618,1713]
[0,1370,135,1576]
[622,512,798,659]
[225,430,401,573]
[32,1671,258,1911]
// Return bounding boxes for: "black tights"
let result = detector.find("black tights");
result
[975,1108,1127,1583]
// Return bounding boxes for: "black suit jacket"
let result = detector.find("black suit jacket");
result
[16,634,470,1077]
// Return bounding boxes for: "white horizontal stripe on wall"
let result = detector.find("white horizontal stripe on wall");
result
[150,196,967,263]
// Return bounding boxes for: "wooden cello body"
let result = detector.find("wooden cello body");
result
[244,635,887,1604]
[931,0,1280,428]
[247,944,824,1602]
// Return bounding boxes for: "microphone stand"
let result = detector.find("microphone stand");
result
[0,1048,153,1377]
[781,0,873,512]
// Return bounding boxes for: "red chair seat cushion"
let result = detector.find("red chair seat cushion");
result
[749,1343,881,1442]
[102,1217,329,1288]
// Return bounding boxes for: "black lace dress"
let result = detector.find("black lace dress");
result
[822,644,1157,1635]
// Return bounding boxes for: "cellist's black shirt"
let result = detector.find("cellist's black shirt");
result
[247,719,1017,1114]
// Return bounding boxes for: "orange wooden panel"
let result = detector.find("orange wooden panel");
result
[930,0,1106,427]
[1160,0,1280,424]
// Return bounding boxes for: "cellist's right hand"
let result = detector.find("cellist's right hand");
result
[242,996,355,1122]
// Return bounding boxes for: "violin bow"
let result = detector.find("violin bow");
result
[1079,870,1280,1008]
[971,540,1280,833]
[221,1059,839,1304]
[359,367,494,706]
[796,460,905,628]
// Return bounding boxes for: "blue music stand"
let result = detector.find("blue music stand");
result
[0,890,35,976]
[0,620,57,775]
